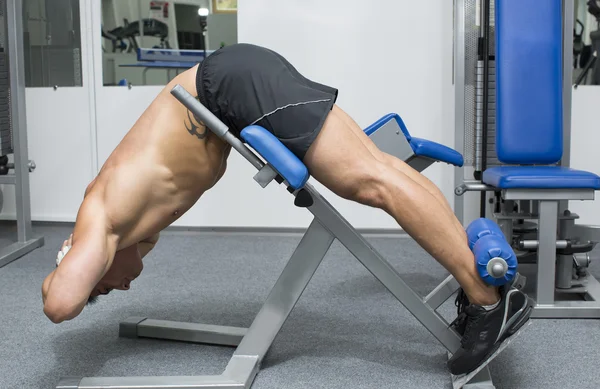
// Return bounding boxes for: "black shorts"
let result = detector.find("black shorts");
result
[196,43,338,160]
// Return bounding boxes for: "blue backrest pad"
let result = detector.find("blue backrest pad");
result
[495,0,563,164]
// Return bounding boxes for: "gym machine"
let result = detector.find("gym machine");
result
[102,18,171,53]
[454,0,600,319]
[56,92,529,389]
[58,48,534,389]
[0,0,44,268]
[56,2,536,388]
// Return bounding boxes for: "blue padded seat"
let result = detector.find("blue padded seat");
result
[483,166,600,190]
[364,113,464,167]
[486,1,600,193]
[495,0,563,165]
[240,125,309,190]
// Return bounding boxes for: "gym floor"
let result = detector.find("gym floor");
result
[1,222,599,389]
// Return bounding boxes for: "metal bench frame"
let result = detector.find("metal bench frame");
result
[57,86,528,389]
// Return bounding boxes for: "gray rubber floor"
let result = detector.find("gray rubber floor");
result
[1,223,600,389]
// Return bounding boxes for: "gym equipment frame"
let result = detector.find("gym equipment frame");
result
[56,85,529,389]
[453,0,600,319]
[0,0,44,268]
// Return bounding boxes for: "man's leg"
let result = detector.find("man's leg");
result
[304,105,498,306]
[334,106,467,240]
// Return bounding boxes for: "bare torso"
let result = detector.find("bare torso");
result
[87,65,230,249]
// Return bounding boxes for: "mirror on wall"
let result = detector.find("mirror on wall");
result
[574,0,600,86]
[22,0,83,87]
[101,0,238,87]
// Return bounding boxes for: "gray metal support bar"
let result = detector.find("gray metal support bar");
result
[570,224,600,243]
[0,0,44,268]
[453,0,466,225]
[66,375,243,389]
[7,0,31,242]
[0,240,43,268]
[455,181,497,196]
[559,0,574,215]
[233,219,334,358]
[63,219,334,389]
[555,254,573,289]
[119,317,247,346]
[304,184,462,353]
[424,275,461,309]
[503,189,594,201]
[561,0,573,171]
[536,201,559,305]
[0,175,15,184]
[555,216,573,289]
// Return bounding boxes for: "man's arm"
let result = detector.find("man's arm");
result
[111,232,159,265]
[42,195,118,323]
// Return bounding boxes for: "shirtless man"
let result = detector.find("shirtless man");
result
[41,43,532,375]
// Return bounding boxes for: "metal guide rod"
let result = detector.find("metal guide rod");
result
[7,0,32,241]
[170,84,265,171]
[479,0,491,217]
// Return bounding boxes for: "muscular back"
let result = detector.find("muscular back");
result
[88,64,231,249]
[41,65,231,322]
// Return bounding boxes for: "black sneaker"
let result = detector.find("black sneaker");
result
[447,284,534,376]
[448,273,527,337]
[448,288,470,336]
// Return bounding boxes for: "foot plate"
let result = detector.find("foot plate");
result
[450,320,532,389]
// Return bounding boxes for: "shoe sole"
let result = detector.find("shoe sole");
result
[450,321,533,389]
[503,296,534,338]
[451,296,535,376]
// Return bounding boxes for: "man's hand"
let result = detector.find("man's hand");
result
[42,234,73,305]
[56,234,73,266]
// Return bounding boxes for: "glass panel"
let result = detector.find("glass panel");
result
[101,0,237,87]
[22,0,83,87]
[573,0,600,86]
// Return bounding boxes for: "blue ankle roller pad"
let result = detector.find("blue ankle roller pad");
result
[466,218,505,250]
[364,114,464,167]
[466,218,517,286]
[240,125,309,190]
[495,0,563,164]
[473,235,518,287]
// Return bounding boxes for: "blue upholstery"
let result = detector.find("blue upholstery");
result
[410,137,464,167]
[495,0,563,164]
[364,114,464,167]
[483,166,600,190]
[240,117,465,191]
[240,125,309,190]
[486,2,600,193]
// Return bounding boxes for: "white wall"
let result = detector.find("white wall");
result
[10,0,600,230]
[88,0,455,229]
[236,0,456,229]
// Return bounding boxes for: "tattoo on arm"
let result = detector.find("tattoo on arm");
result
[185,109,208,140]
